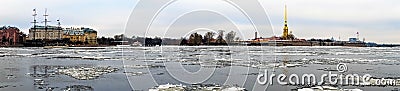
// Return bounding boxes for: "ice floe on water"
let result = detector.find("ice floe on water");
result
[1,46,400,90]
[149,83,246,91]
[56,66,119,80]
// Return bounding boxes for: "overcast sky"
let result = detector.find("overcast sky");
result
[1,0,399,43]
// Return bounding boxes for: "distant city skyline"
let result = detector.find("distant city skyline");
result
[1,0,400,44]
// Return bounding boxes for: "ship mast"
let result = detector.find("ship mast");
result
[31,8,38,40]
[57,18,61,28]
[43,8,51,40]
[57,18,61,39]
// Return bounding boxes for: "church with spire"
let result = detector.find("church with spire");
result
[244,4,308,46]
[281,5,295,40]
[250,4,298,42]
[241,3,374,47]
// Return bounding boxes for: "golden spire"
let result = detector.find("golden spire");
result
[284,5,287,24]
[282,4,289,40]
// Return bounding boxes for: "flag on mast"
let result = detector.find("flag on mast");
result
[33,8,37,16]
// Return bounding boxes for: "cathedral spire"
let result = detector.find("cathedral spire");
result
[282,4,289,40]
[284,5,288,24]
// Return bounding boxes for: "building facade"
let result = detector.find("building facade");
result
[62,27,97,45]
[28,25,63,40]
[83,28,98,45]
[63,27,85,43]
[0,26,25,45]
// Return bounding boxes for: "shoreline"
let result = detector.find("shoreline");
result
[0,45,399,48]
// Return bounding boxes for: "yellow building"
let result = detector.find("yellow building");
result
[83,28,98,45]
[63,35,85,43]
[62,27,97,45]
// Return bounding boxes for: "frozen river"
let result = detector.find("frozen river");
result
[0,46,400,91]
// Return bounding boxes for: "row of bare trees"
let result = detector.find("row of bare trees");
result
[180,30,239,46]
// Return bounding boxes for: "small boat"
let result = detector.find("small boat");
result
[131,41,142,47]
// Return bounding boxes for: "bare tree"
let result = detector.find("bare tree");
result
[225,31,236,43]
[188,32,203,45]
[204,32,215,45]
[216,30,225,44]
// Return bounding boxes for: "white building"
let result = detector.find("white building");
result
[28,25,63,40]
